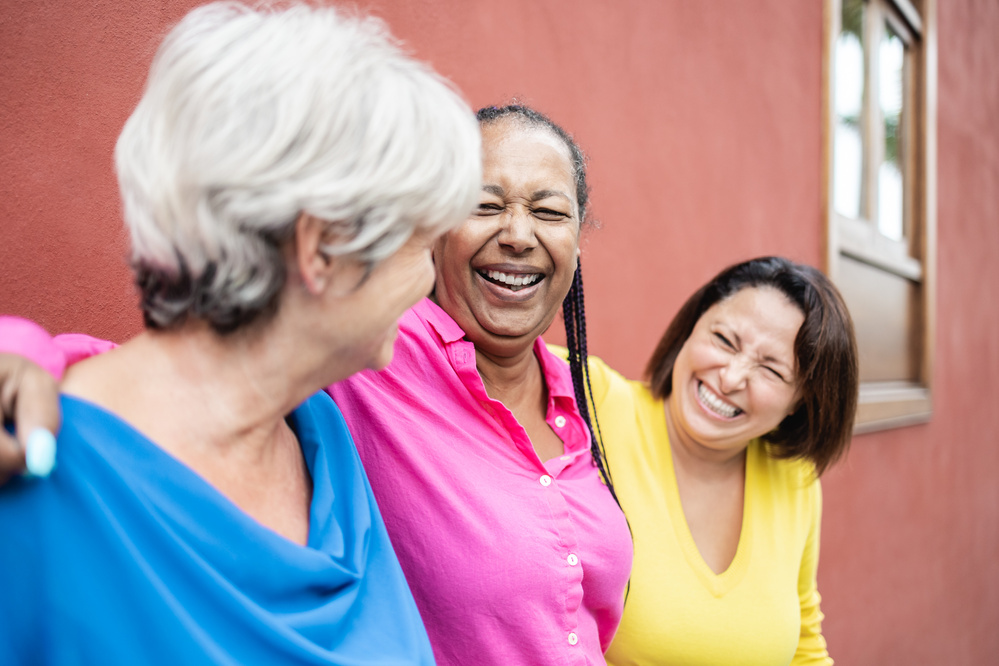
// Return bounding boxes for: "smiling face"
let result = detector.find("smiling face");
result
[666,286,805,462]
[432,118,581,356]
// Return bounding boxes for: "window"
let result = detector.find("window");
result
[824,0,936,432]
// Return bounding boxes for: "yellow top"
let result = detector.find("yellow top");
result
[582,354,832,666]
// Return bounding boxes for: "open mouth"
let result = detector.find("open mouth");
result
[697,380,743,419]
[477,269,543,292]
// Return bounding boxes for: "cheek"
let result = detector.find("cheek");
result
[436,224,487,277]
[758,385,799,422]
[556,227,581,263]
[416,252,436,295]
[682,340,722,373]
[546,229,581,282]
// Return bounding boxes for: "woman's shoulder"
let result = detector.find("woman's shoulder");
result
[751,441,822,503]
[587,354,656,416]
[544,345,645,404]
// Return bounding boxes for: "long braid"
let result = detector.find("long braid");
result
[565,262,633,604]
[563,260,620,509]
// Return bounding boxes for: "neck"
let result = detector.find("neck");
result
[663,396,747,480]
[475,339,542,400]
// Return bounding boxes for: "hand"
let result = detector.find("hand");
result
[0,353,60,484]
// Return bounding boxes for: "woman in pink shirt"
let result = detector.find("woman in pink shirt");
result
[0,104,633,665]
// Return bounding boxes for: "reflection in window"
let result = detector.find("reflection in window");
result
[833,0,865,220]
[878,24,905,241]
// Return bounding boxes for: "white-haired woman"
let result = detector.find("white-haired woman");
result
[0,3,481,664]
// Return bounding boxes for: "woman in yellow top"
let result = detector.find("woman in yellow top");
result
[594,256,858,666]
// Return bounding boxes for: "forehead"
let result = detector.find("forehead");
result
[480,120,575,194]
[701,287,804,352]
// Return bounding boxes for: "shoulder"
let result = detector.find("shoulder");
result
[292,391,349,437]
[543,345,635,400]
[0,396,127,540]
[751,442,823,516]
[585,354,627,395]
[587,354,650,420]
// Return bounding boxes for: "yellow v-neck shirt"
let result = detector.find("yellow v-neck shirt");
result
[586,355,832,666]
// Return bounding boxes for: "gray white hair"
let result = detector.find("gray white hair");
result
[116,1,481,333]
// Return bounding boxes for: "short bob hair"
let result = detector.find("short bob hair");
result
[645,256,859,476]
[116,1,481,333]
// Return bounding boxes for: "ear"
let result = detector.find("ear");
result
[294,213,332,295]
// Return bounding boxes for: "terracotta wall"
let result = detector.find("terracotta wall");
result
[819,1,999,663]
[1,1,996,663]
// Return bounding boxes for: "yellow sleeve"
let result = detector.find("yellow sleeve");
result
[792,479,833,666]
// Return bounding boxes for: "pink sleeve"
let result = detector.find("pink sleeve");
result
[53,333,118,367]
[0,316,118,380]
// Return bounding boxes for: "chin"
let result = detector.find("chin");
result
[367,350,394,372]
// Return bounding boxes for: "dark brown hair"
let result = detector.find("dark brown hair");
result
[646,256,859,476]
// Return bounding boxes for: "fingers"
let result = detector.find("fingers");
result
[0,353,61,481]
[0,429,25,485]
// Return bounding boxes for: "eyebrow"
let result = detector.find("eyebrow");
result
[532,189,572,203]
[481,185,571,202]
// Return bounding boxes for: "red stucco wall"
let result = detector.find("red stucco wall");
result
[819,1,999,663]
[1,1,997,663]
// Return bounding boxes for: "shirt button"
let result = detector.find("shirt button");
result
[560,454,571,462]
[539,475,552,487]
[554,415,567,428]
[567,553,579,566]
[567,632,578,645]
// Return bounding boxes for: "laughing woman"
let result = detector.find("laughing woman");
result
[0,104,633,665]
[596,257,858,666]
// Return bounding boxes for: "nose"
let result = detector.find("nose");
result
[718,355,751,393]
[496,207,538,253]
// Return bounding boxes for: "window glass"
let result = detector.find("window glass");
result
[834,0,865,219]
[878,23,906,241]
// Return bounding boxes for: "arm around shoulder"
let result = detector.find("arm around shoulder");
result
[0,316,116,480]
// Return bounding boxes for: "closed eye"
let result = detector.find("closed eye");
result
[762,365,786,381]
[477,203,503,216]
[533,208,569,221]
[714,332,734,349]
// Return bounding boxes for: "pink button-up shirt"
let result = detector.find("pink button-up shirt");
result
[328,299,633,666]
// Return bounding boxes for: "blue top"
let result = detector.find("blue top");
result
[0,392,435,665]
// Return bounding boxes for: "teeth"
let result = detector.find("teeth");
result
[697,382,741,418]
[483,270,541,290]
